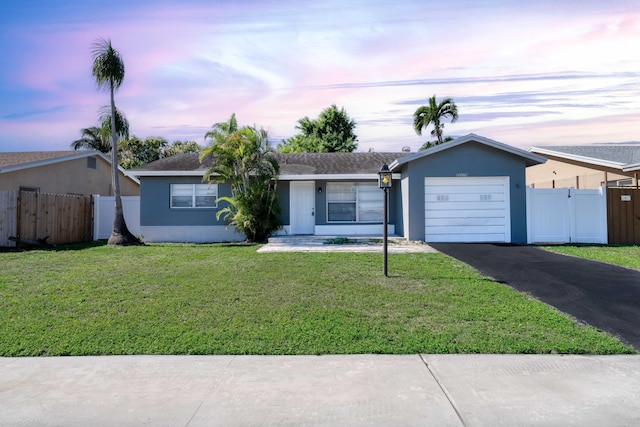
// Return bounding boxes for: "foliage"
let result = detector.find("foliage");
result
[71,106,129,153]
[91,37,138,246]
[71,126,111,152]
[279,104,357,153]
[163,140,202,157]
[74,128,202,169]
[0,244,633,356]
[419,136,454,151]
[413,95,458,145]
[201,115,280,243]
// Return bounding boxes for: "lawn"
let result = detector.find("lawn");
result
[542,245,640,271]
[0,242,634,356]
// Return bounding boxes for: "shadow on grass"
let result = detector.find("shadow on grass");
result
[0,240,109,253]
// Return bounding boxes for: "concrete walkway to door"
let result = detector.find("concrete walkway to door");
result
[430,243,640,351]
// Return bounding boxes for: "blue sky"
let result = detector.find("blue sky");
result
[1,0,639,152]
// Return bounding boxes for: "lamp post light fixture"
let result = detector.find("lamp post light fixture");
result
[378,164,392,277]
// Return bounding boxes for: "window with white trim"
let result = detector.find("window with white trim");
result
[170,184,218,208]
[326,182,383,222]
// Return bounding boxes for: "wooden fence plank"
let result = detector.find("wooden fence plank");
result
[607,188,640,245]
[0,191,18,247]
[14,191,92,246]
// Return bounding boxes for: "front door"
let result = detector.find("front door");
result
[290,181,316,235]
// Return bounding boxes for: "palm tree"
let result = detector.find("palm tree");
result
[71,126,110,152]
[71,107,129,153]
[413,95,458,145]
[201,115,280,242]
[91,37,138,245]
[204,113,238,145]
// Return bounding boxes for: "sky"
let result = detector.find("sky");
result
[1,0,639,153]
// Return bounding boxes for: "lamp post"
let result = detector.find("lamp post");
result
[378,164,392,277]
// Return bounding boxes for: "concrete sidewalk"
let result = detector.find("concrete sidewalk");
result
[2,354,639,426]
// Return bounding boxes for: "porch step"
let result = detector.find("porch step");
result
[267,235,400,245]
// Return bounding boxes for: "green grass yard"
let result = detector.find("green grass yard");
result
[0,242,634,356]
[543,245,640,271]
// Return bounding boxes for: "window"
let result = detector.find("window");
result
[326,182,383,222]
[170,184,217,208]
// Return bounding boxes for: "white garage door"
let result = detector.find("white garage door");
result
[425,177,511,243]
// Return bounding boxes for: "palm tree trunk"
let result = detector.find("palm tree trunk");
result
[107,84,138,245]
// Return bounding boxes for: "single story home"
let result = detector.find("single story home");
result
[527,145,640,189]
[128,134,545,244]
[0,150,140,196]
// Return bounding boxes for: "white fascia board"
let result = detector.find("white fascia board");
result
[529,147,625,170]
[622,163,640,172]
[125,170,209,177]
[128,172,403,180]
[278,173,401,181]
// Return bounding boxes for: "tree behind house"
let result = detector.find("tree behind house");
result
[413,95,458,146]
[278,104,357,153]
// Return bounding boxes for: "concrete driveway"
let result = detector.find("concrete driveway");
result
[430,243,640,351]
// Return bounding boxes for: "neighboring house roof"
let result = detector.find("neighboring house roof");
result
[129,152,409,179]
[529,145,640,172]
[0,150,140,184]
[390,133,546,170]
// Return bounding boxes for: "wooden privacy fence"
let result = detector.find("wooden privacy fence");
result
[607,188,640,245]
[0,191,92,247]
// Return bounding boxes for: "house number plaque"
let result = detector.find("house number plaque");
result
[621,195,631,201]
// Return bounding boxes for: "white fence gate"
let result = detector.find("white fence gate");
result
[93,195,141,240]
[526,187,607,244]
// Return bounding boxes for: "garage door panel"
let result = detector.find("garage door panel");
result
[424,177,510,243]
[425,217,506,226]
[425,232,508,243]
[426,184,506,195]
[425,201,507,211]
[427,224,507,234]
[425,194,506,203]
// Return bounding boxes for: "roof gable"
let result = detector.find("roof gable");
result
[0,150,140,184]
[0,151,99,172]
[390,133,546,170]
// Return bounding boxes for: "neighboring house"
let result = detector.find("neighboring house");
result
[128,134,545,244]
[0,151,140,196]
[527,145,640,189]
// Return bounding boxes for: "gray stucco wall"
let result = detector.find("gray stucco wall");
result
[280,179,399,229]
[399,142,529,243]
[277,180,290,225]
[139,176,232,226]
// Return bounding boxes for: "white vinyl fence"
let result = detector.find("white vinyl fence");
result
[93,195,141,240]
[526,187,607,244]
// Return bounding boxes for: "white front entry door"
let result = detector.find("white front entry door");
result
[290,181,316,235]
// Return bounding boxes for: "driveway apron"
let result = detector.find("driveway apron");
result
[430,243,640,350]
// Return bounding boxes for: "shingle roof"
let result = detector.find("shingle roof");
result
[0,151,87,169]
[277,152,408,175]
[533,145,640,166]
[130,152,410,176]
